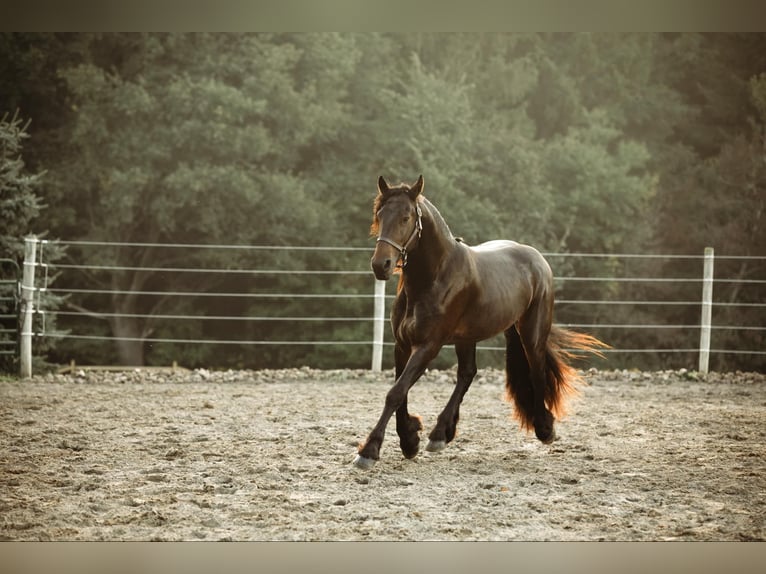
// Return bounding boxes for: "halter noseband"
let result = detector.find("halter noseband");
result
[376,203,423,269]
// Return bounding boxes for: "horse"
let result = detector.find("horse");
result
[353,175,607,470]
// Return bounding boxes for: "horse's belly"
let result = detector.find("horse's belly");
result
[451,289,529,341]
[451,302,518,341]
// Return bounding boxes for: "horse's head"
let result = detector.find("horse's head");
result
[370,175,424,280]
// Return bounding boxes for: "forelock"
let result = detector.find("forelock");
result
[370,185,412,236]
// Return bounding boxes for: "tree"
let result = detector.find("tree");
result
[688,74,766,371]
[0,110,54,373]
[4,33,764,371]
[0,111,42,255]
[652,35,766,251]
[47,34,358,365]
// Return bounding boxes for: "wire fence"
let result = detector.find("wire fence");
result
[17,238,766,373]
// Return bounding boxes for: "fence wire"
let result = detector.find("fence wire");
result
[23,240,766,366]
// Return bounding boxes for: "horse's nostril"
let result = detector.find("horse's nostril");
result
[371,257,393,280]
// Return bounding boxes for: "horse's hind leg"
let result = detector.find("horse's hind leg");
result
[518,300,557,444]
[504,325,534,430]
[426,342,477,452]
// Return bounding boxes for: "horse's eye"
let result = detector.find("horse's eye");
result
[402,215,411,223]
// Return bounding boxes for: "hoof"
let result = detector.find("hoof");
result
[425,439,446,452]
[402,447,419,460]
[536,427,557,444]
[353,454,377,470]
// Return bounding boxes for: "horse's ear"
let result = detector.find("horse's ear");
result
[408,175,424,199]
[377,176,390,194]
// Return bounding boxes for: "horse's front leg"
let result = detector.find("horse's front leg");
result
[427,342,477,452]
[354,344,439,469]
[395,395,423,459]
[394,344,423,459]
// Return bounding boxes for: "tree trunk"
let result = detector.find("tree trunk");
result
[110,313,146,366]
[109,266,147,366]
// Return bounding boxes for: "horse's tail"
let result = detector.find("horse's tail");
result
[542,327,608,420]
[505,325,608,431]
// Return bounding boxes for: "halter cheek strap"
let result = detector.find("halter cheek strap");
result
[376,204,423,268]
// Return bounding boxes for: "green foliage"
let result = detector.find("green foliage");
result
[539,108,654,253]
[0,110,64,373]
[0,111,43,255]
[1,32,764,371]
[1,112,40,373]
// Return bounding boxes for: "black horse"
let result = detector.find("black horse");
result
[354,175,606,469]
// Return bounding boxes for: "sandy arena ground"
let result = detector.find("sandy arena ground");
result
[0,367,763,541]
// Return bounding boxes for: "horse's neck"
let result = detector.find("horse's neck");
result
[404,199,456,287]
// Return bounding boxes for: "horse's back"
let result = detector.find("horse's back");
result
[470,239,551,279]
[471,239,517,253]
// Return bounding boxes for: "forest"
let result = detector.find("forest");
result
[1,33,764,373]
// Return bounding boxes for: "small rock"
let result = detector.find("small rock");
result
[124,496,145,507]
[164,449,183,460]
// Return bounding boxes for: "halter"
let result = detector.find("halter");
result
[376,203,423,269]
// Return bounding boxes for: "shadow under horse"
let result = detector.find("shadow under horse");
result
[354,175,607,470]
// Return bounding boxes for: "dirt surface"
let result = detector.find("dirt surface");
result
[0,367,764,541]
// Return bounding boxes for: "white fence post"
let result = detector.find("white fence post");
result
[698,247,714,374]
[371,279,386,371]
[20,236,37,378]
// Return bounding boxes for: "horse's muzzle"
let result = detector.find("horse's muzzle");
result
[371,256,394,280]
[371,242,398,280]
